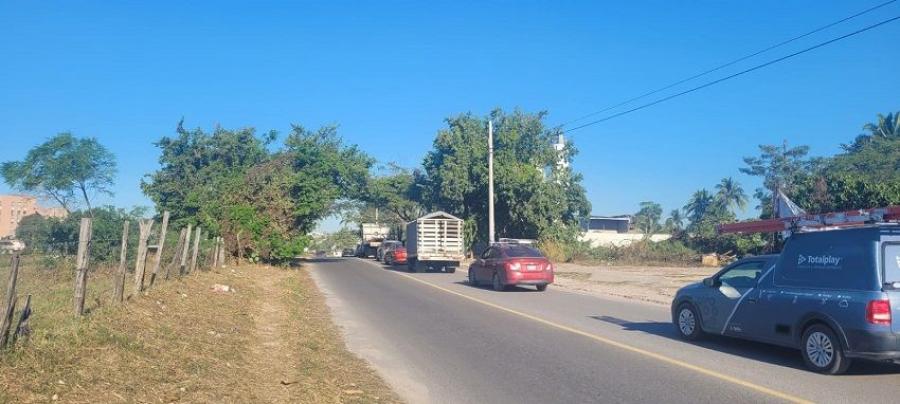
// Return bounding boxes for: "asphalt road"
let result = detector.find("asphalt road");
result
[310,258,900,404]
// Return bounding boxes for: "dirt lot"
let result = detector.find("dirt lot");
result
[0,261,400,403]
[552,262,719,306]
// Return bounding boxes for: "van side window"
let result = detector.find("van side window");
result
[718,261,763,288]
[776,230,878,290]
[885,244,900,284]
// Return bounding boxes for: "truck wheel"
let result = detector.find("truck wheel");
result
[492,273,505,291]
[801,324,851,375]
[447,267,456,274]
[408,258,418,273]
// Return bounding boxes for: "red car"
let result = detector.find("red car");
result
[468,243,554,291]
[384,244,408,265]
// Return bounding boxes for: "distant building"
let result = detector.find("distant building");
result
[580,215,671,247]
[0,195,68,238]
[582,216,631,233]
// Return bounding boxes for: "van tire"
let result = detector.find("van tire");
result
[801,324,851,375]
[674,303,703,341]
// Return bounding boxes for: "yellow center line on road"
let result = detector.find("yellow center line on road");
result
[379,266,812,404]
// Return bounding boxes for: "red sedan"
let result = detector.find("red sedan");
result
[468,243,554,291]
[384,244,408,265]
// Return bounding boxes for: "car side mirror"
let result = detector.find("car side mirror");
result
[703,277,717,288]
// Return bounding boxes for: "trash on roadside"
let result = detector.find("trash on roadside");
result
[210,284,235,293]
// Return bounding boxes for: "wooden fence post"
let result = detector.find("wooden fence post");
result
[132,219,154,295]
[218,237,226,267]
[0,254,21,347]
[148,211,169,287]
[189,227,201,274]
[73,218,93,316]
[12,294,31,345]
[167,229,186,280]
[114,220,130,303]
[211,236,219,268]
[179,225,192,276]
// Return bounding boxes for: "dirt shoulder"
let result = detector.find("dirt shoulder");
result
[552,262,718,306]
[0,263,400,403]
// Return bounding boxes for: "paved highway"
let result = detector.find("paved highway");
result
[310,258,900,403]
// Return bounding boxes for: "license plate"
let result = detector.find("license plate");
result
[526,264,537,271]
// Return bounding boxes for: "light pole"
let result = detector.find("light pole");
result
[488,120,495,245]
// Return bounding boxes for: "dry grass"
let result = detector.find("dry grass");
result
[0,258,400,403]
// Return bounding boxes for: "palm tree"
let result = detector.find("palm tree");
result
[665,209,684,233]
[715,177,748,212]
[843,111,899,151]
[863,112,899,138]
[684,189,714,225]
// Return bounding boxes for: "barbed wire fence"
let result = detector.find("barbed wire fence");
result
[0,212,226,352]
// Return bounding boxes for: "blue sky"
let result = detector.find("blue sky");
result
[1,1,898,230]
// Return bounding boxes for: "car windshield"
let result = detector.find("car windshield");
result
[504,245,544,258]
[884,243,900,284]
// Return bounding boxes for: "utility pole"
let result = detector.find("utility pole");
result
[488,120,495,245]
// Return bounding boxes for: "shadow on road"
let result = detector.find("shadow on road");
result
[590,315,900,376]
[456,280,543,292]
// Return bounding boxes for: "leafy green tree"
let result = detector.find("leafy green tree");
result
[421,109,590,251]
[634,201,662,237]
[2,133,117,215]
[739,140,810,217]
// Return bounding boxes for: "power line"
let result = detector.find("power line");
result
[564,14,900,133]
[560,0,898,127]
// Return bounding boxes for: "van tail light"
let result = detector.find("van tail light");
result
[866,299,892,325]
[506,262,521,271]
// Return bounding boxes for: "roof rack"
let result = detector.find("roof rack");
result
[717,206,900,235]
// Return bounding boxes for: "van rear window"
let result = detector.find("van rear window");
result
[885,244,900,284]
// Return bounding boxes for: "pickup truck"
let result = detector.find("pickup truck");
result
[672,224,900,374]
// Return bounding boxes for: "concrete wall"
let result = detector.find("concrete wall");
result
[579,231,671,247]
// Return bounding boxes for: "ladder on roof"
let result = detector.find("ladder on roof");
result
[717,206,900,235]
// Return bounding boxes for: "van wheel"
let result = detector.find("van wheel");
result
[801,324,851,375]
[492,273,505,291]
[674,303,703,340]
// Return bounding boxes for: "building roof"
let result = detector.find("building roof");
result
[416,211,462,221]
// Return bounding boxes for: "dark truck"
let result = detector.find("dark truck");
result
[672,224,900,374]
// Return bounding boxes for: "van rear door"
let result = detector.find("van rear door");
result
[882,240,900,333]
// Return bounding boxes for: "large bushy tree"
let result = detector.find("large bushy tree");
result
[421,109,590,251]
[142,121,372,261]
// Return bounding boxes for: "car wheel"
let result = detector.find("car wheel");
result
[468,269,478,286]
[801,324,851,375]
[674,303,703,340]
[492,273,505,291]
[536,284,548,292]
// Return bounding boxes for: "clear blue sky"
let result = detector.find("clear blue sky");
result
[2,1,898,230]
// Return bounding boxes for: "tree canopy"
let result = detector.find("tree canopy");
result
[1,133,116,214]
[420,109,590,250]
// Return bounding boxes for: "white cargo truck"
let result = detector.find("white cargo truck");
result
[359,223,390,258]
[405,211,464,273]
